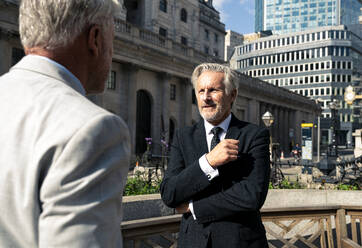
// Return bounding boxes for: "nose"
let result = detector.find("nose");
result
[200,90,211,101]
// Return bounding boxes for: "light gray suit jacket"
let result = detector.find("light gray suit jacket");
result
[0,55,131,247]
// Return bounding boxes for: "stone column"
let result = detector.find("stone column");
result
[184,79,193,126]
[249,99,260,125]
[158,72,171,143]
[279,108,285,152]
[285,110,291,153]
[294,110,303,144]
[118,63,129,122]
[177,78,190,128]
[126,64,139,155]
[272,106,279,145]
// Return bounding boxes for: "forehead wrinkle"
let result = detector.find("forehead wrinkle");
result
[197,72,225,90]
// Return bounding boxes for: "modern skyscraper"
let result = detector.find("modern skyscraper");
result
[255,0,362,34]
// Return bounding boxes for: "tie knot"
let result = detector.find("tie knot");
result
[211,127,222,136]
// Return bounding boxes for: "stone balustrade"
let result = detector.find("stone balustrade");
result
[122,190,362,248]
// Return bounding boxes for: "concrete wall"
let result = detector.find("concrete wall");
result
[122,190,362,221]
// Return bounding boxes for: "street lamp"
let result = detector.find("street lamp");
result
[262,111,281,186]
[262,111,274,128]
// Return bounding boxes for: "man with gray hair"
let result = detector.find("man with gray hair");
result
[0,0,130,247]
[161,63,270,247]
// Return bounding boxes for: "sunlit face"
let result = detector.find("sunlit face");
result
[195,71,236,125]
[88,20,114,94]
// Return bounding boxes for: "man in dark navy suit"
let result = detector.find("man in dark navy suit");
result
[161,63,270,248]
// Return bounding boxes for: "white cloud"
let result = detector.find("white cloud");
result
[219,11,230,23]
[213,0,231,9]
[246,7,255,15]
[213,0,232,23]
[241,0,255,5]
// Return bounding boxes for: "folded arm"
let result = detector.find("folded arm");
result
[193,128,270,224]
[160,131,212,208]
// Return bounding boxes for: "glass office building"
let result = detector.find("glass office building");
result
[255,0,362,34]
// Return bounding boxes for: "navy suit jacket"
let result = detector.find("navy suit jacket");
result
[161,114,270,248]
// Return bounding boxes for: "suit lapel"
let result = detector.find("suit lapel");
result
[194,119,209,158]
[225,114,245,140]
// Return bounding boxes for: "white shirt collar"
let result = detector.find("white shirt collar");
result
[28,55,86,95]
[204,114,232,135]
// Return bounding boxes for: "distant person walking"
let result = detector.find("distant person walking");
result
[0,0,130,247]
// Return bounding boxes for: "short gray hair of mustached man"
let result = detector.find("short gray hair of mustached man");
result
[19,0,121,50]
[191,63,238,96]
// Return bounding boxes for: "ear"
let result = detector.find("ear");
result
[87,24,102,57]
[230,89,237,103]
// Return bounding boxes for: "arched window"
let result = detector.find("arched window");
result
[159,0,167,13]
[180,8,187,22]
[169,118,176,147]
[136,90,152,155]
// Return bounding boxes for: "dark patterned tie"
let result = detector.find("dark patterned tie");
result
[210,127,222,151]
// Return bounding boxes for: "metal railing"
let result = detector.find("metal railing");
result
[122,205,362,248]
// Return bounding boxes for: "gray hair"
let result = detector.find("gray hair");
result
[191,63,238,96]
[19,0,121,50]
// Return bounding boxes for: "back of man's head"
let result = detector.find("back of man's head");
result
[19,0,120,50]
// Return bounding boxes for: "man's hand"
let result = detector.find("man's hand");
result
[206,139,239,168]
[176,203,190,214]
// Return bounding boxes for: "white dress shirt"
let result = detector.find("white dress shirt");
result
[189,114,232,219]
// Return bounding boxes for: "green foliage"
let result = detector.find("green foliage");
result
[123,171,161,196]
[269,179,304,189]
[336,183,359,191]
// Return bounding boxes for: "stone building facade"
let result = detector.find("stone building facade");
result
[0,0,320,157]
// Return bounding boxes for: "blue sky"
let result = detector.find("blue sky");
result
[213,0,255,34]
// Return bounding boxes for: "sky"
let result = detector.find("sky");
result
[213,0,255,34]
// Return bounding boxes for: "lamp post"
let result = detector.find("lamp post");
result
[262,111,274,159]
[315,98,323,163]
[328,99,340,157]
[262,111,280,185]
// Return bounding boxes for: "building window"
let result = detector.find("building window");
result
[213,50,219,57]
[11,48,25,66]
[204,46,209,54]
[181,36,188,46]
[214,34,219,43]
[107,71,116,90]
[205,29,209,40]
[159,27,167,37]
[180,8,187,22]
[159,0,167,12]
[170,84,176,100]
